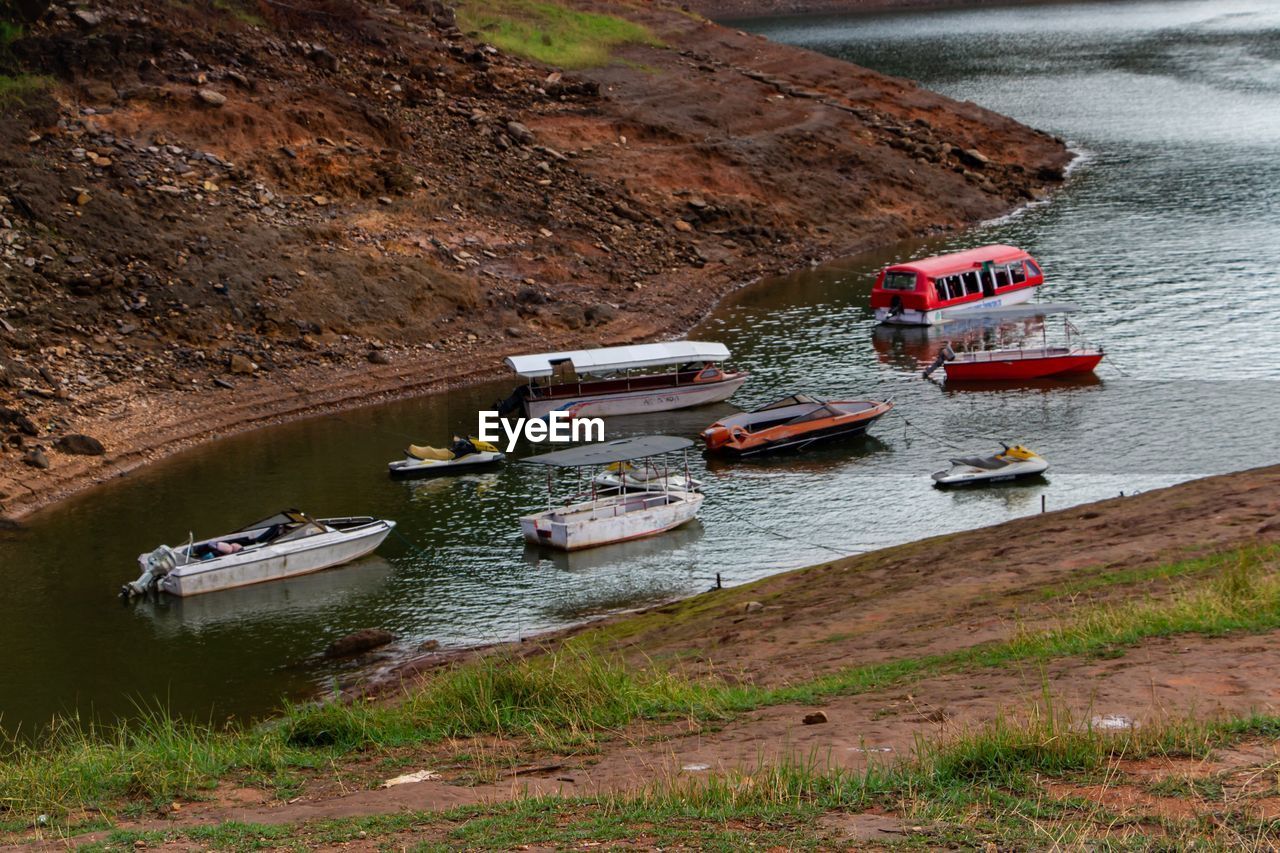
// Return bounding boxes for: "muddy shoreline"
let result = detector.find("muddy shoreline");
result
[0,0,1070,522]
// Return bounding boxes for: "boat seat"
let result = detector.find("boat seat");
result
[950,455,1006,470]
[407,444,454,461]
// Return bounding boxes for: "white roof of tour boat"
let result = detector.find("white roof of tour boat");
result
[504,341,730,379]
[521,435,693,467]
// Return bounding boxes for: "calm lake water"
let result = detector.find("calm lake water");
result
[3,0,1280,734]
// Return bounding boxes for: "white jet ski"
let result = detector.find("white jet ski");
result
[591,460,703,494]
[931,444,1048,487]
[388,437,505,478]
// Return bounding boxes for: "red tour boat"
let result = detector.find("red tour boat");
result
[871,245,1044,326]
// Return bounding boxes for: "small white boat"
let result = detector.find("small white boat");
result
[932,444,1048,487]
[498,341,747,420]
[122,509,395,597]
[592,460,703,493]
[520,436,703,551]
[387,437,504,478]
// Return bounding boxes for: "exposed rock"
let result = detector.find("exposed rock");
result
[197,88,227,107]
[802,710,828,725]
[674,219,694,233]
[417,638,440,652]
[54,434,105,456]
[72,9,103,28]
[367,349,391,365]
[0,408,38,437]
[958,148,990,169]
[22,447,49,469]
[559,304,585,329]
[308,46,340,73]
[743,600,764,613]
[228,354,257,374]
[584,302,616,324]
[505,121,535,145]
[324,628,395,658]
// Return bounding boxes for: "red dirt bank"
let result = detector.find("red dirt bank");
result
[0,0,1069,522]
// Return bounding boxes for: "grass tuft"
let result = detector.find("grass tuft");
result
[455,0,659,68]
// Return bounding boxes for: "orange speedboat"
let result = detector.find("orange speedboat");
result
[701,395,893,457]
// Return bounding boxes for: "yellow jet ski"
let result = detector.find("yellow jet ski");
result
[388,437,505,478]
[931,443,1048,487]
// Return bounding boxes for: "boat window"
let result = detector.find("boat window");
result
[1009,263,1026,284]
[882,271,918,291]
[933,279,946,300]
[994,267,1010,287]
[962,272,981,295]
[1025,260,1041,277]
[947,276,964,300]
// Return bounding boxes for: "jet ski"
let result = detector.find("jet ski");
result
[931,444,1048,487]
[592,460,703,494]
[388,437,505,478]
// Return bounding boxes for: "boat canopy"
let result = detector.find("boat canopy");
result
[885,244,1030,277]
[521,435,693,467]
[505,341,730,379]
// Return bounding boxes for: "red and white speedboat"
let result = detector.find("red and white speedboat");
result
[871,245,1044,326]
[938,345,1103,382]
[923,318,1104,382]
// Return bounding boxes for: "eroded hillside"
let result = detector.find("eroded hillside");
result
[0,0,1070,518]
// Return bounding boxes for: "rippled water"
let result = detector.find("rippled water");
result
[3,0,1279,734]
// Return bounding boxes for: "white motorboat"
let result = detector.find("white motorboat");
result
[122,509,395,597]
[387,437,504,478]
[498,341,747,420]
[520,436,703,551]
[931,444,1049,487]
[591,460,703,493]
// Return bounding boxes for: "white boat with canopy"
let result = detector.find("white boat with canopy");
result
[520,436,703,551]
[121,509,395,598]
[498,341,746,419]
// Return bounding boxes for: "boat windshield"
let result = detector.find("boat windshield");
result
[757,394,820,411]
[233,509,308,532]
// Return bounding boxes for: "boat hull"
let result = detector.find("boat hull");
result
[703,400,894,457]
[944,351,1102,382]
[875,284,1038,326]
[158,521,395,597]
[388,451,505,478]
[525,375,746,420]
[520,491,703,551]
[932,458,1049,487]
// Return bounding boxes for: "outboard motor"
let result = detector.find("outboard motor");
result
[495,385,529,417]
[922,343,956,379]
[121,545,178,597]
[886,296,904,321]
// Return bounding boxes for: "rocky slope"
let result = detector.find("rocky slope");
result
[0,0,1070,520]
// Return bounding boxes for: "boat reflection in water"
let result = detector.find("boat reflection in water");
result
[522,520,704,575]
[872,315,1062,372]
[132,556,396,636]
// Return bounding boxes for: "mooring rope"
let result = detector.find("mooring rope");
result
[716,503,869,558]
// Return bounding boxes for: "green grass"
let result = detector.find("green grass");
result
[1041,543,1280,600]
[3,543,1279,828]
[455,0,659,68]
[0,73,48,107]
[53,708,1280,849]
[211,0,267,27]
